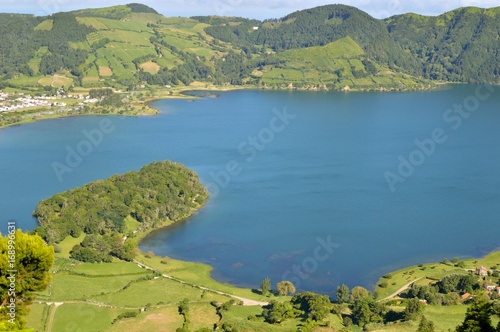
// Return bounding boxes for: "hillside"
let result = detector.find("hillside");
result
[386,6,500,83]
[0,3,433,94]
[0,3,499,95]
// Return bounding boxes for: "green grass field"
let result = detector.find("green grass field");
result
[76,17,109,30]
[51,304,129,332]
[100,42,157,63]
[94,17,153,32]
[375,251,500,300]
[106,306,183,332]
[135,252,270,303]
[37,75,74,88]
[26,234,270,332]
[98,30,153,46]
[25,303,48,332]
[34,19,53,31]
[25,229,499,332]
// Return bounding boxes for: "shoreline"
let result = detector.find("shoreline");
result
[9,82,499,298]
[0,81,448,130]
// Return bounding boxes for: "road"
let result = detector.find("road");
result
[378,277,423,302]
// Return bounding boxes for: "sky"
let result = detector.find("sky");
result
[1,0,500,19]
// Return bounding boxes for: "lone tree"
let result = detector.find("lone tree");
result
[350,286,371,303]
[336,283,350,303]
[456,297,495,332]
[417,316,435,332]
[261,277,271,296]
[0,229,54,329]
[276,281,296,296]
[403,298,425,321]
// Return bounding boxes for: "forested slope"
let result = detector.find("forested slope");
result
[0,3,499,92]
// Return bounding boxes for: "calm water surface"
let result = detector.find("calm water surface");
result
[1,85,499,296]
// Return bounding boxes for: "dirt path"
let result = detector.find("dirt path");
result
[134,260,269,306]
[378,277,423,302]
[43,302,62,332]
[38,261,269,331]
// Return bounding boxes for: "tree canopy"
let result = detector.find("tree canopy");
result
[0,230,54,329]
[33,161,209,262]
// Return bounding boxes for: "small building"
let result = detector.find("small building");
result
[252,26,259,30]
[476,266,488,276]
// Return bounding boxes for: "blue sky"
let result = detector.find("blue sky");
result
[2,0,500,19]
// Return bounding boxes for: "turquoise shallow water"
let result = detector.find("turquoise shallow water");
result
[1,85,499,296]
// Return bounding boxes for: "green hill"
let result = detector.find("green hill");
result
[0,3,499,93]
[386,6,500,83]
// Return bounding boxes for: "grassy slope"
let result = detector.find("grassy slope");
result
[26,236,294,332]
[375,251,500,300]
[5,7,432,92]
[259,37,430,90]
[26,231,500,332]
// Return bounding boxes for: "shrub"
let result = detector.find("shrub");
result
[379,281,389,288]
[112,311,139,324]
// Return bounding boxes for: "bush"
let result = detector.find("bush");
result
[379,281,389,288]
[112,311,139,324]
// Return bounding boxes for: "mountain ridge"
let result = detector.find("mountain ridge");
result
[0,3,498,94]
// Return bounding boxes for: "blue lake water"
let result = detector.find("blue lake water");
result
[1,85,499,296]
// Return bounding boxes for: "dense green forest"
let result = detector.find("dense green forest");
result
[33,161,209,262]
[0,3,499,92]
[386,7,500,83]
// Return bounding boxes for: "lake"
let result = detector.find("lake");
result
[1,85,499,296]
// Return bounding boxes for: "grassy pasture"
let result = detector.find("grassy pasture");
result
[106,306,183,332]
[37,75,73,88]
[76,17,109,30]
[51,303,128,332]
[99,66,114,77]
[101,42,157,62]
[375,251,500,300]
[140,61,161,74]
[98,30,153,46]
[94,17,153,32]
[34,19,53,31]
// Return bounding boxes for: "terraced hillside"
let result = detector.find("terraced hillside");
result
[0,3,436,92]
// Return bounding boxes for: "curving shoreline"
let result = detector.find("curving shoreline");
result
[0,82,447,130]
[7,84,500,298]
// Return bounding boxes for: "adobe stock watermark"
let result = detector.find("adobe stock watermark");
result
[37,0,67,15]
[281,235,340,290]
[204,106,296,197]
[212,0,243,16]
[6,221,17,325]
[385,85,496,192]
[378,0,401,18]
[52,119,115,182]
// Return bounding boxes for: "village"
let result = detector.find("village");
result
[0,90,99,113]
